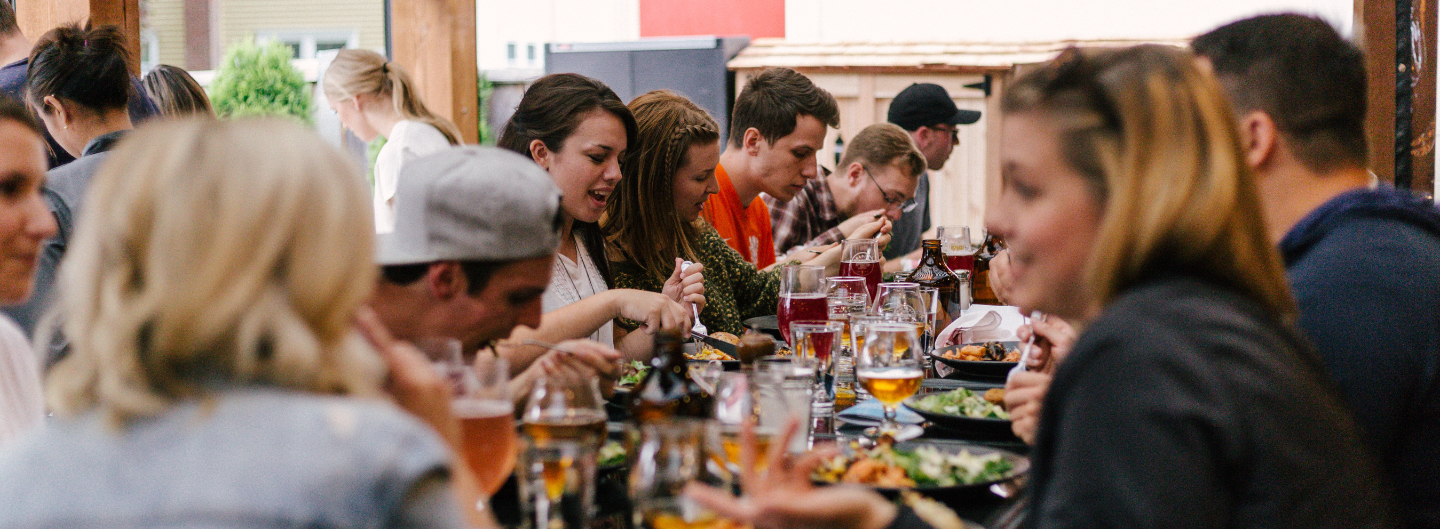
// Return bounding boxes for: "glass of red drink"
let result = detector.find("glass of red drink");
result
[778,265,827,344]
[938,225,978,278]
[789,320,843,410]
[840,239,882,300]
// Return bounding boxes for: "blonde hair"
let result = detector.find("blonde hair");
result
[1003,45,1294,318]
[141,64,214,118]
[323,49,462,145]
[603,90,719,281]
[838,122,927,179]
[46,118,385,421]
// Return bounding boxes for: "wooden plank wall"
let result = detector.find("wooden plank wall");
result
[391,0,479,143]
[17,0,141,73]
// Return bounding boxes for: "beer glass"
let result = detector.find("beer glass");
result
[856,323,923,436]
[777,265,826,345]
[519,376,606,529]
[630,421,717,529]
[454,355,515,497]
[872,282,925,324]
[840,239,882,300]
[937,225,977,277]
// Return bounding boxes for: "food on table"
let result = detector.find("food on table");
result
[909,388,1010,420]
[710,331,740,344]
[939,341,1020,362]
[598,439,626,467]
[814,440,1016,488]
[735,329,774,365]
[685,347,735,361]
[618,360,650,388]
[983,388,1005,405]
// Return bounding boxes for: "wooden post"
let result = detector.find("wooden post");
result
[1358,0,1437,192]
[16,0,141,74]
[390,0,479,144]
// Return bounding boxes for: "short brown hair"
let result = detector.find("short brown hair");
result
[142,65,214,118]
[838,123,926,179]
[728,68,839,147]
[1191,14,1367,173]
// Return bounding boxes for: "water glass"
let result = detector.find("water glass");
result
[788,320,842,412]
[753,357,814,453]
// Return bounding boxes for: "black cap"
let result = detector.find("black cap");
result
[887,83,982,131]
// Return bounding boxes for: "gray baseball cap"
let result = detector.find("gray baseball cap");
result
[376,146,563,265]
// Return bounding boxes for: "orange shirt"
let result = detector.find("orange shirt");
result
[702,164,777,269]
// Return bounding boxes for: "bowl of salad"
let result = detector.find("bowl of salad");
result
[903,387,1015,439]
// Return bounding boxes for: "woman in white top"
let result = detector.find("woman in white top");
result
[0,99,61,447]
[497,73,703,365]
[323,49,461,233]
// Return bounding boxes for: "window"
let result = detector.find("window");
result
[256,29,358,60]
[506,42,517,65]
[526,43,536,63]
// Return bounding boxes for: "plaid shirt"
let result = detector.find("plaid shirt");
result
[764,178,844,258]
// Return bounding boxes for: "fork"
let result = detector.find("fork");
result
[681,260,707,337]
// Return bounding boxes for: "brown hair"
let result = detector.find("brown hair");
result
[728,68,839,147]
[1003,45,1294,318]
[497,73,637,158]
[0,96,43,136]
[838,123,926,179]
[27,23,132,114]
[323,49,462,145]
[603,90,720,280]
[1191,13,1367,174]
[142,65,214,118]
[0,1,17,36]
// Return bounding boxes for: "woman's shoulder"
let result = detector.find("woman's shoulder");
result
[392,120,453,152]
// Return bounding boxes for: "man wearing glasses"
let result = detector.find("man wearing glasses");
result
[766,123,926,258]
[884,83,982,265]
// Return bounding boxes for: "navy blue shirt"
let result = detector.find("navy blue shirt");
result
[1279,186,1440,529]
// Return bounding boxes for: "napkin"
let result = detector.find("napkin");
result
[934,305,1023,350]
[836,399,924,427]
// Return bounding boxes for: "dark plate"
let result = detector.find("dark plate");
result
[742,315,784,341]
[819,439,1028,503]
[903,395,1016,440]
[931,341,1021,380]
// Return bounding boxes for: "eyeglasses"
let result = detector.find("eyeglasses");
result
[928,124,959,142]
[861,164,917,213]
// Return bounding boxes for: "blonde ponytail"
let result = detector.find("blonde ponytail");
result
[323,49,463,145]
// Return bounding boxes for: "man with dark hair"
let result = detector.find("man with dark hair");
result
[884,83,981,263]
[704,67,839,269]
[765,122,921,257]
[1192,15,1438,527]
[368,146,619,389]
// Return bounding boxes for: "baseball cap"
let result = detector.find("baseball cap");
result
[887,83,982,131]
[377,146,563,265]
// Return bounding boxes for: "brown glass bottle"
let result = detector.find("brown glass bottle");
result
[908,239,962,333]
[972,233,1005,305]
[629,329,714,423]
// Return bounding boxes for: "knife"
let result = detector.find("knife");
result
[690,330,738,358]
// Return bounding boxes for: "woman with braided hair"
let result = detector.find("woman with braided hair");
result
[323,48,461,233]
[603,90,782,335]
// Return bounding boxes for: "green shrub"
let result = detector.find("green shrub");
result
[210,39,313,123]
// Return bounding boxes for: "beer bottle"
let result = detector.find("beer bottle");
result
[908,238,963,333]
[630,329,714,422]
[972,233,1005,305]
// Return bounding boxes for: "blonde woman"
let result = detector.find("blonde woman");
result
[0,118,490,527]
[141,64,214,118]
[988,45,1391,526]
[323,49,462,233]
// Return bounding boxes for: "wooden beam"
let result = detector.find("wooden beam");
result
[390,0,479,144]
[16,0,141,74]
[1358,0,1437,192]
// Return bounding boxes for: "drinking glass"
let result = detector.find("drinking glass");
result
[856,323,924,436]
[839,239,882,300]
[453,355,516,497]
[630,421,717,529]
[937,225,977,278]
[519,376,606,529]
[789,320,842,412]
[712,372,774,475]
[872,282,924,324]
[917,286,940,356]
[844,315,887,406]
[753,357,814,453]
[826,276,869,352]
[777,265,827,345]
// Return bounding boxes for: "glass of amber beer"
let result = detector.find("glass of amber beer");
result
[452,354,515,497]
[855,323,923,437]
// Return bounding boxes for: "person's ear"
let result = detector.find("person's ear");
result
[1240,111,1278,170]
[743,127,763,156]
[845,162,865,187]
[42,96,69,128]
[529,139,552,170]
[426,262,466,300]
